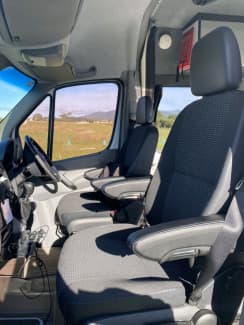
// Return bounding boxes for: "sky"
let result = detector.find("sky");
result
[31,85,199,118]
[55,83,119,117]
[0,67,199,119]
[158,87,200,113]
[0,67,34,118]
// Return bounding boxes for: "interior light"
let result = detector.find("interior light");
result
[158,34,172,50]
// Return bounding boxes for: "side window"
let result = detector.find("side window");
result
[155,86,200,158]
[19,97,50,153]
[53,83,118,161]
[0,67,35,120]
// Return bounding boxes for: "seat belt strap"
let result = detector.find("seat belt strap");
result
[190,181,244,304]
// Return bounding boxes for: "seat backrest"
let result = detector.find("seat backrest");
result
[119,96,159,177]
[145,27,244,226]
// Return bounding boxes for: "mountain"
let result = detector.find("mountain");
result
[159,110,180,117]
[84,110,115,121]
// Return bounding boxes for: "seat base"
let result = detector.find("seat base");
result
[57,224,186,324]
[85,305,211,325]
[57,191,114,233]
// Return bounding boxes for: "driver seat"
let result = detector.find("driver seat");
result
[56,96,158,233]
[57,27,244,324]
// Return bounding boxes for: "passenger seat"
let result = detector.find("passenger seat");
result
[84,96,159,181]
[57,27,244,324]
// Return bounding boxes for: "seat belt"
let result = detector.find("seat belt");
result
[190,178,244,304]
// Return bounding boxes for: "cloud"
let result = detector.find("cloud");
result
[55,84,118,116]
[31,83,119,118]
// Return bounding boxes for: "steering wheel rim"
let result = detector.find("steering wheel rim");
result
[25,135,60,183]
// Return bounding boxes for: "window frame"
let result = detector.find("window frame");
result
[17,95,51,154]
[17,79,123,161]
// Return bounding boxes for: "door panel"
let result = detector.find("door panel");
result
[54,148,118,171]
[54,148,118,191]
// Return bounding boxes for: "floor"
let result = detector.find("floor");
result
[0,248,64,324]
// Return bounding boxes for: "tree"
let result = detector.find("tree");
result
[32,113,44,121]
[156,111,176,129]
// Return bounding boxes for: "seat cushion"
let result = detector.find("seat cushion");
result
[57,224,186,324]
[57,192,113,233]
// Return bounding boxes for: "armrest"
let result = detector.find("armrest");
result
[91,176,126,191]
[101,176,151,200]
[84,168,104,181]
[127,215,224,263]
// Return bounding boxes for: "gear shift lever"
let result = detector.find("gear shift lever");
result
[17,182,35,257]
[19,182,35,228]
[23,182,34,200]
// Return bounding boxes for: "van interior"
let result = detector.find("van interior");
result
[0,0,243,324]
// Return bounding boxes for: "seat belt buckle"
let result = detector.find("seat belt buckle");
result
[234,178,244,191]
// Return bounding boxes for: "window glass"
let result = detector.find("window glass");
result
[156,87,200,153]
[152,87,200,172]
[0,67,35,120]
[53,83,118,160]
[19,97,50,153]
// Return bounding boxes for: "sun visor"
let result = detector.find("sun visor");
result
[0,0,83,46]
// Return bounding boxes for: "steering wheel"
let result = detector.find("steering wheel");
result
[24,136,77,190]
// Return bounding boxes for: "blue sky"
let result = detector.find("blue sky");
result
[0,67,34,118]
[55,83,119,117]
[158,87,199,113]
[0,67,199,119]
[53,85,198,117]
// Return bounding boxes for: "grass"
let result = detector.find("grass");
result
[157,127,170,153]
[20,120,171,160]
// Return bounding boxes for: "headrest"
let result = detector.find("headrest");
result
[136,96,154,124]
[190,27,242,96]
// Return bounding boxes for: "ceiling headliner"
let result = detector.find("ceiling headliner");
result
[0,0,243,83]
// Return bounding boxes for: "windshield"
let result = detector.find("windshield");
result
[0,67,35,120]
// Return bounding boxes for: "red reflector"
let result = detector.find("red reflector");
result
[110,210,117,217]
[179,27,194,72]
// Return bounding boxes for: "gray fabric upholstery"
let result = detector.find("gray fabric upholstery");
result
[84,96,158,181]
[191,27,242,96]
[57,192,112,233]
[122,124,158,177]
[57,27,244,324]
[57,224,185,324]
[57,104,158,231]
[136,96,154,124]
[58,27,244,234]
[101,176,151,200]
[92,176,126,191]
[127,215,224,263]
[145,91,244,226]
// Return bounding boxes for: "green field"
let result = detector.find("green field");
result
[20,120,170,160]
[157,127,170,152]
